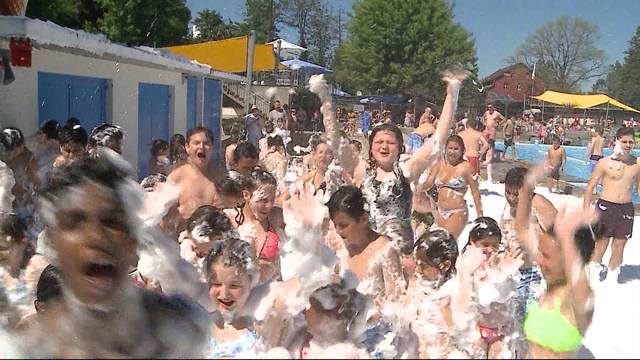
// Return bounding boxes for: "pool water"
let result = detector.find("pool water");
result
[495,142,640,204]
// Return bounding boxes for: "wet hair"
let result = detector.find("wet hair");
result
[466,117,478,130]
[187,126,213,143]
[308,280,366,324]
[573,226,595,263]
[169,133,187,163]
[467,217,502,247]
[350,139,362,153]
[40,120,60,140]
[233,142,259,162]
[326,186,366,220]
[0,127,25,151]
[218,171,253,225]
[186,205,232,238]
[44,157,129,216]
[504,166,528,190]
[36,264,63,304]
[150,139,169,157]
[65,118,81,127]
[264,121,275,134]
[446,135,466,154]
[140,173,167,191]
[594,126,604,136]
[616,126,634,139]
[229,123,247,144]
[368,123,404,164]
[308,134,323,151]
[87,124,124,152]
[204,237,257,281]
[380,218,414,255]
[267,135,284,149]
[414,229,458,282]
[551,136,561,143]
[58,124,88,147]
[248,168,277,189]
[0,213,25,240]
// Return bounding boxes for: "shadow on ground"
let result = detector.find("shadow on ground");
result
[618,264,640,283]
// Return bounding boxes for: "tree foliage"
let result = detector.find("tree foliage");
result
[306,1,338,67]
[97,0,191,47]
[332,0,477,103]
[508,16,606,92]
[594,26,640,110]
[192,9,241,41]
[240,0,284,43]
[26,0,103,32]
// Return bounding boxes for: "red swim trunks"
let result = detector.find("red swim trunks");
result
[467,156,480,175]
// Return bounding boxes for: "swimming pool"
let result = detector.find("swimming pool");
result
[495,142,640,204]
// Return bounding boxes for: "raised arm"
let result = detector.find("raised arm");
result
[514,167,544,256]
[403,68,469,182]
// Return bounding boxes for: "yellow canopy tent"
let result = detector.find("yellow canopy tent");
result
[532,90,640,113]
[164,36,282,73]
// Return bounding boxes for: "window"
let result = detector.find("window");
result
[503,82,509,89]
[517,83,522,91]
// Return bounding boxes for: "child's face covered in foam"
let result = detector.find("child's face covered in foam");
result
[51,182,137,306]
[208,262,252,315]
[248,184,276,221]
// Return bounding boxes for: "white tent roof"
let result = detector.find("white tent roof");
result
[267,39,306,51]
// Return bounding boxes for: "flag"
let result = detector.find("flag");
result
[531,63,536,80]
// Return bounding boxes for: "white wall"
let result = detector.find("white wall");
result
[0,42,193,172]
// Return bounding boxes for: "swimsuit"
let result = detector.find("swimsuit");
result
[258,221,280,262]
[433,176,468,219]
[595,199,634,240]
[524,297,582,353]
[206,329,261,358]
[466,156,480,175]
[361,164,412,233]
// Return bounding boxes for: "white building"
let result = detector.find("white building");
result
[0,16,242,179]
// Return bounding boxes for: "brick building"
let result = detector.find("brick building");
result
[482,63,544,103]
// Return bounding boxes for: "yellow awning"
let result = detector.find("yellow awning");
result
[532,90,640,113]
[164,36,282,73]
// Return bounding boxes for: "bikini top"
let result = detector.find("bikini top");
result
[258,222,280,262]
[207,329,261,358]
[523,296,583,353]
[435,176,467,192]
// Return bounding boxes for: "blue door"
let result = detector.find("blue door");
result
[138,83,170,179]
[38,72,106,131]
[203,78,222,166]
[186,76,198,131]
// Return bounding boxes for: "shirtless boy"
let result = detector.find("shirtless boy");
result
[584,127,640,282]
[458,118,489,176]
[585,126,605,174]
[483,104,505,182]
[545,136,565,193]
[166,126,223,235]
[503,115,516,161]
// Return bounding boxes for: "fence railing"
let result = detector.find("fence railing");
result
[221,81,271,115]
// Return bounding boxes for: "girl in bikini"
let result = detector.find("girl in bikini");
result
[515,166,596,359]
[421,135,483,239]
[236,169,284,283]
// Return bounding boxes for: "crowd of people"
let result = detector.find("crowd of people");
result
[0,68,638,359]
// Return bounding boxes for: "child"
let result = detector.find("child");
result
[148,139,170,175]
[53,124,88,168]
[545,136,566,193]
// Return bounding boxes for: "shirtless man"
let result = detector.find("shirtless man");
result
[166,126,223,236]
[503,116,516,161]
[545,136,565,193]
[418,106,434,126]
[483,104,505,182]
[458,118,489,176]
[584,127,640,282]
[585,125,605,174]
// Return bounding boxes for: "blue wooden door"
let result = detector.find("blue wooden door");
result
[203,78,222,166]
[38,72,106,131]
[138,83,170,179]
[186,76,198,131]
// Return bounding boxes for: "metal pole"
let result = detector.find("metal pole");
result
[605,102,610,125]
[244,31,256,115]
[274,39,281,75]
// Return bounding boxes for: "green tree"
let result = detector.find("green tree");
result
[333,0,477,104]
[508,16,606,92]
[98,0,191,47]
[307,1,338,67]
[615,26,640,109]
[192,9,241,41]
[240,0,283,43]
[26,0,103,32]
